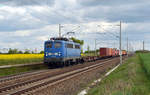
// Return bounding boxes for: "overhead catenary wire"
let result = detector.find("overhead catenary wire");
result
[97,25,119,38]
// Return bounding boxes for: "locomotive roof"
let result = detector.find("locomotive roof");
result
[45,38,80,45]
[50,37,70,41]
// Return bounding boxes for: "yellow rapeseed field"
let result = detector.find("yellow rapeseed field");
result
[0,54,44,66]
[0,54,44,60]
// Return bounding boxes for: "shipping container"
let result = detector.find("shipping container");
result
[100,48,109,57]
[117,50,120,56]
[112,48,116,56]
[115,49,118,56]
[108,48,113,56]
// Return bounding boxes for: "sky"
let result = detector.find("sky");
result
[0,0,149,52]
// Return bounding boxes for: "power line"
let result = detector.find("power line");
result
[97,25,119,39]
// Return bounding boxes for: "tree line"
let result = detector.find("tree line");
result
[0,48,44,54]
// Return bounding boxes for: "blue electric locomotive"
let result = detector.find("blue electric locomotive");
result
[44,38,82,66]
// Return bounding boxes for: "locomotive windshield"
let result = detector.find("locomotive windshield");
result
[54,42,61,48]
[66,44,73,48]
[75,45,80,49]
[46,42,52,48]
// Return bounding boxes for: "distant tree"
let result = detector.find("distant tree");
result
[8,48,12,54]
[31,51,34,54]
[135,50,150,53]
[8,48,18,54]
[40,51,44,54]
[18,51,23,54]
[84,50,95,53]
[87,45,90,53]
[70,37,84,53]
[70,37,84,45]
[24,50,30,54]
[14,49,18,54]
[81,49,83,53]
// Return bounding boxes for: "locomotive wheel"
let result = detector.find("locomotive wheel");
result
[48,63,54,69]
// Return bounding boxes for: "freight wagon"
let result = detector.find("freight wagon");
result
[99,48,123,57]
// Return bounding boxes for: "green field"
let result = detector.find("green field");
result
[139,53,150,78]
[87,53,150,95]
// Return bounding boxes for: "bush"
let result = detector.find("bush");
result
[40,51,44,54]
[136,50,150,53]
[24,51,30,54]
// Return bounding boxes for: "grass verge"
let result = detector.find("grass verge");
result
[0,64,48,77]
[87,54,150,95]
[139,53,150,78]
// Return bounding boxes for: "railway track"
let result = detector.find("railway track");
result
[0,57,121,95]
[0,69,50,83]
[0,57,113,86]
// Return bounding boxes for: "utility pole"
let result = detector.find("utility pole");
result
[119,21,122,64]
[95,39,97,56]
[59,24,61,38]
[143,40,145,51]
[127,37,128,57]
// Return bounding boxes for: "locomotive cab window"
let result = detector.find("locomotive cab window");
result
[54,42,61,48]
[75,45,80,49]
[66,44,73,48]
[46,42,52,48]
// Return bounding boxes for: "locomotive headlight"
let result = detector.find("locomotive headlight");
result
[54,53,58,55]
[58,52,61,56]
[48,53,52,55]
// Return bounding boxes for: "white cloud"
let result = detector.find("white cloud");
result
[0,15,4,20]
[0,0,54,6]
[0,0,149,51]
[36,36,49,41]
[0,6,26,15]
[13,30,34,37]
